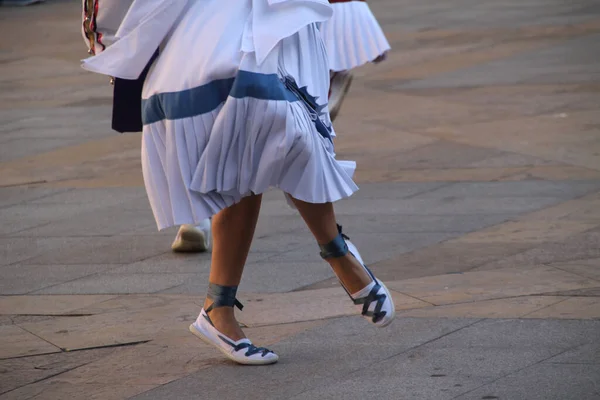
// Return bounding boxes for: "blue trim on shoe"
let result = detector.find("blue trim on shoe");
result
[203,283,244,327]
[352,282,388,324]
[218,335,274,357]
[205,283,244,312]
[319,225,389,324]
[319,233,349,259]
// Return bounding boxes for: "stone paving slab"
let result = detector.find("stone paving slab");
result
[0,203,113,235]
[0,321,324,400]
[102,253,213,275]
[67,294,197,315]
[16,300,199,351]
[0,325,60,359]
[399,33,600,89]
[335,196,568,215]
[16,206,157,237]
[0,347,117,396]
[523,296,600,319]
[20,235,170,265]
[388,265,599,305]
[131,317,479,400]
[0,383,156,400]
[422,110,600,171]
[544,342,600,365]
[454,363,600,400]
[450,219,599,245]
[364,165,600,184]
[547,259,600,281]
[399,296,566,319]
[545,287,600,297]
[31,272,197,295]
[369,241,535,282]
[328,213,514,233]
[0,264,119,295]
[0,187,70,209]
[132,318,600,400]
[0,295,116,315]
[418,180,600,199]
[427,318,600,352]
[474,228,600,270]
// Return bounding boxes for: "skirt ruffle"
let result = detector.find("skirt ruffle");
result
[140,0,358,230]
[320,1,390,71]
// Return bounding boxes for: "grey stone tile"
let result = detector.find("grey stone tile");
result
[254,215,309,237]
[0,347,117,396]
[0,189,148,236]
[0,203,104,236]
[455,363,600,400]
[292,319,600,400]
[426,319,600,352]
[32,273,197,295]
[333,196,566,216]
[333,214,514,234]
[0,264,117,295]
[0,137,86,162]
[417,181,600,199]
[0,237,98,266]
[373,242,535,280]
[153,275,210,295]
[366,140,504,169]
[479,230,600,270]
[539,288,600,297]
[22,235,171,265]
[250,231,316,254]
[467,153,556,168]
[347,182,449,199]
[262,245,324,264]
[0,187,70,209]
[544,342,600,365]
[106,252,213,274]
[239,261,335,293]
[398,33,600,90]
[16,206,156,237]
[131,317,478,400]
[29,187,147,206]
[290,375,484,400]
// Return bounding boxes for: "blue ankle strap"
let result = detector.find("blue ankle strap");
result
[319,232,349,259]
[205,283,244,312]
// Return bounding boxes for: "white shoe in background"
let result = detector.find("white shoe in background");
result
[171,219,211,253]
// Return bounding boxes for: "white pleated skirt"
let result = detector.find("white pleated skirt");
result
[140,0,358,230]
[320,1,391,72]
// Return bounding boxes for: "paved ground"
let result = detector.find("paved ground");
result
[1,0,600,399]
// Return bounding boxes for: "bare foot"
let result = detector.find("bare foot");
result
[202,301,246,341]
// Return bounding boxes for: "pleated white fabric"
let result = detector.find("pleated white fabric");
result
[320,1,391,72]
[135,0,358,230]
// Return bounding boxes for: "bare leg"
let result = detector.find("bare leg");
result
[290,197,372,293]
[202,194,262,340]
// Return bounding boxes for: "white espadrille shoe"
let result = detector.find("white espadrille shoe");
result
[171,219,211,253]
[189,284,278,365]
[320,225,395,327]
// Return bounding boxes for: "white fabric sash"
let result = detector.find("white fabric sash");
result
[81,0,332,79]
